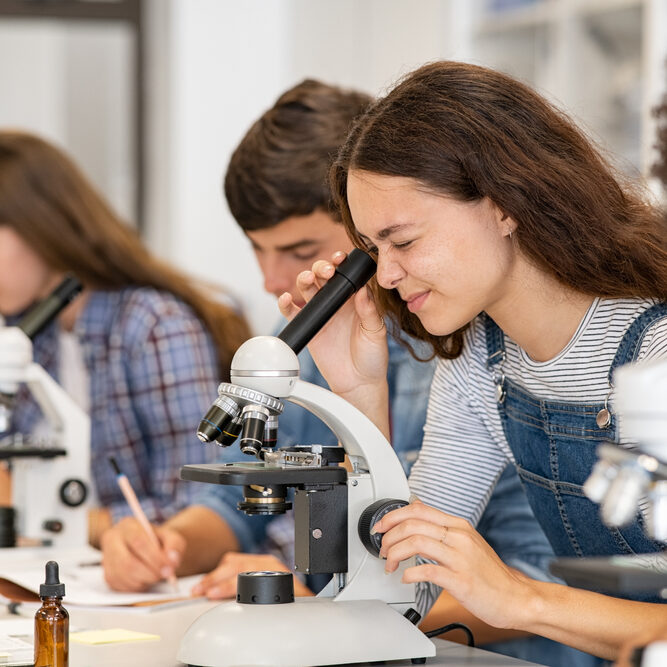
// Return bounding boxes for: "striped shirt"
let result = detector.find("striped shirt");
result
[411,297,667,523]
[409,297,667,614]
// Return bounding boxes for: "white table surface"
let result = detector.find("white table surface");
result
[0,546,541,666]
[1,601,541,667]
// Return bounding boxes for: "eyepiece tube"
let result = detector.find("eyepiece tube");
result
[17,274,83,340]
[277,249,376,355]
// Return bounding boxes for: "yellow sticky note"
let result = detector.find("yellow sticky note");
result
[70,628,160,645]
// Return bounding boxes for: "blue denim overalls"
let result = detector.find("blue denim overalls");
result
[485,305,666,605]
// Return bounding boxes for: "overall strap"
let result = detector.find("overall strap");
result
[484,313,506,369]
[608,302,667,384]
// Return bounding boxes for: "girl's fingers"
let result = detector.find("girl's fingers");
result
[383,531,457,573]
[401,561,452,587]
[311,259,337,280]
[354,289,386,338]
[378,518,452,556]
[278,292,301,321]
[374,502,470,535]
[294,269,323,301]
[331,250,347,265]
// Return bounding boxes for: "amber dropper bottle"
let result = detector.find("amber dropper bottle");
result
[34,560,69,667]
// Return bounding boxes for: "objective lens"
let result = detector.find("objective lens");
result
[196,396,240,444]
[601,464,650,527]
[218,414,243,447]
[239,405,270,457]
[263,415,279,449]
[583,459,619,504]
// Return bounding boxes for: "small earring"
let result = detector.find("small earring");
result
[509,231,513,240]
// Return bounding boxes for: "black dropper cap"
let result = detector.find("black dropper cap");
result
[40,561,65,598]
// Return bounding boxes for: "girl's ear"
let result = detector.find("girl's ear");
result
[493,202,516,238]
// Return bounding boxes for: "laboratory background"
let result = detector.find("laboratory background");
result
[1,0,665,333]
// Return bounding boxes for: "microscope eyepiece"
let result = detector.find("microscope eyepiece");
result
[17,274,83,340]
[278,249,376,355]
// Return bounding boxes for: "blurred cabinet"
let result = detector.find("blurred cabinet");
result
[466,0,667,181]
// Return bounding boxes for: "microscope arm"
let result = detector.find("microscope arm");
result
[23,363,67,431]
[287,379,410,500]
[284,379,415,605]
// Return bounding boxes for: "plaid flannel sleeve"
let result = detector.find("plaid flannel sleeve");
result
[107,300,220,523]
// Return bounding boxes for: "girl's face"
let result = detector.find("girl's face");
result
[346,170,517,336]
[0,227,59,316]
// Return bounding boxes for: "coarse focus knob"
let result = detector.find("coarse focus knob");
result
[358,498,408,557]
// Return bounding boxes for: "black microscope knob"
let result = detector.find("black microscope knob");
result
[59,478,88,507]
[236,571,294,604]
[358,498,409,557]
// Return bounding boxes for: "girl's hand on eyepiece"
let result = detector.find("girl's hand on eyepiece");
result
[278,251,390,433]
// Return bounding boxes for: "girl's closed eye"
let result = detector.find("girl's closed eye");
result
[392,240,413,250]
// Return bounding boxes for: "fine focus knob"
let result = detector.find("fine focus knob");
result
[236,571,294,604]
[358,498,408,557]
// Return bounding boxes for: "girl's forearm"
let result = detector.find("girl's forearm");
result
[516,577,667,659]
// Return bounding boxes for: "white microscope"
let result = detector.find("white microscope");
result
[0,276,91,548]
[553,358,667,667]
[178,250,436,667]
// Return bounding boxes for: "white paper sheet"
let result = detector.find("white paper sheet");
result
[0,546,201,607]
[0,618,33,666]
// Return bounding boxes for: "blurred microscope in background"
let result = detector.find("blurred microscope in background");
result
[0,276,91,548]
[553,359,667,667]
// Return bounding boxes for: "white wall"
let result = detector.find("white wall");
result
[145,0,291,334]
[0,18,136,222]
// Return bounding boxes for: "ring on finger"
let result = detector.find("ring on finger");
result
[440,526,449,545]
[360,319,385,334]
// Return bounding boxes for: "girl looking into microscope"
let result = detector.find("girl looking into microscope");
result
[0,130,250,546]
[280,61,667,661]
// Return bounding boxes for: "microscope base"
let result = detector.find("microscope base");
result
[177,597,435,666]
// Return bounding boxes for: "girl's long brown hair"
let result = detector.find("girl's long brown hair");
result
[331,61,667,359]
[0,131,250,377]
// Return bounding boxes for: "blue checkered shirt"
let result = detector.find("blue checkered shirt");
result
[8,288,219,522]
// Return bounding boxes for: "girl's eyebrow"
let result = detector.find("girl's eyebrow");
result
[360,223,412,243]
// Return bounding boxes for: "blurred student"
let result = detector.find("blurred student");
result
[0,130,250,545]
